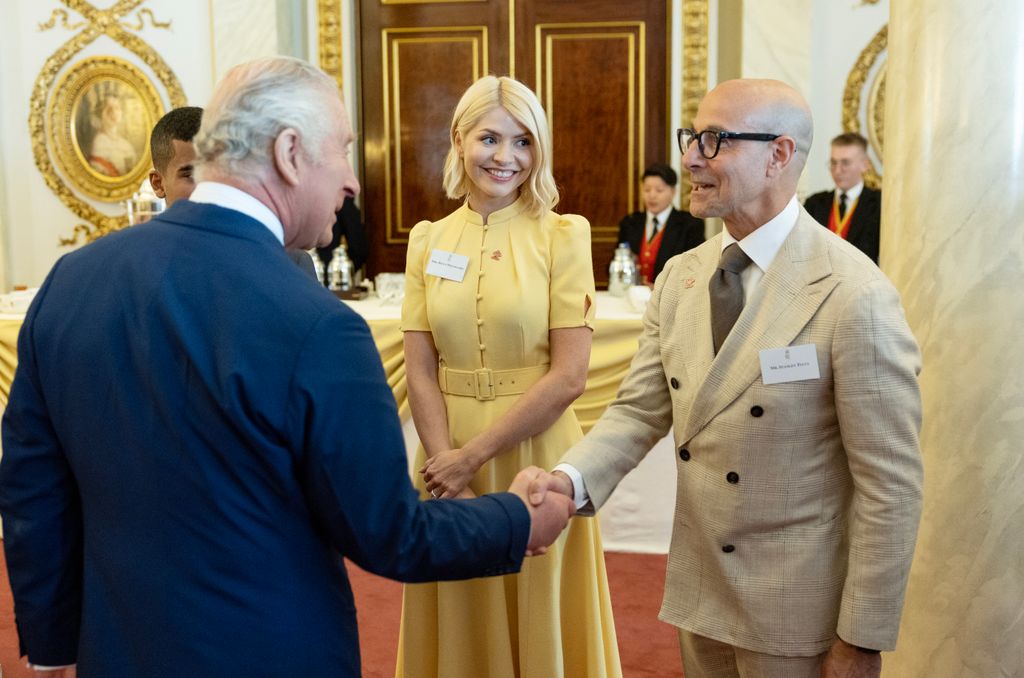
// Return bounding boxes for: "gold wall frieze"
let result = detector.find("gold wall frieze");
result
[842,24,887,190]
[38,9,86,31]
[680,0,708,210]
[29,0,186,246]
[317,0,343,91]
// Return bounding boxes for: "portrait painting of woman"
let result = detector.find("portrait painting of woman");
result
[73,83,148,179]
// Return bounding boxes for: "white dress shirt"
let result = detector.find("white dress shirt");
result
[555,196,801,509]
[834,180,864,204]
[644,205,674,242]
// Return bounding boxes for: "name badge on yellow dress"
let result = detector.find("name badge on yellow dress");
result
[759,344,820,384]
[426,249,469,282]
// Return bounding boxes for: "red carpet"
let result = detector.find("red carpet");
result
[0,547,683,677]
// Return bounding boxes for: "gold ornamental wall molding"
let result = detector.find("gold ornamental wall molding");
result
[30,0,185,246]
[317,0,343,91]
[842,24,887,190]
[679,0,708,210]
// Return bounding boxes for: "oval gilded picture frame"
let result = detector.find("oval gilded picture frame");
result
[47,56,164,203]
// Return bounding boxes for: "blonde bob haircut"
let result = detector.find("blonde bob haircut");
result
[442,76,558,218]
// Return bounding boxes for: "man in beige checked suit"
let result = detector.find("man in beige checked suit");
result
[538,79,923,677]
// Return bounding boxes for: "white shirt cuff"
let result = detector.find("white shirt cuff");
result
[28,664,75,670]
[552,463,590,510]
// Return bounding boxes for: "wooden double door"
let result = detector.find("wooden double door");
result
[358,0,671,284]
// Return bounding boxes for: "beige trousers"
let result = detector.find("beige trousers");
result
[678,630,825,678]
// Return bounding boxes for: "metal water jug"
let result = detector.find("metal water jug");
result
[327,244,354,292]
[608,243,638,296]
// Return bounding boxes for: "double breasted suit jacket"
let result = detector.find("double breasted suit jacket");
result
[804,187,881,263]
[617,208,706,279]
[563,208,923,656]
[0,201,530,676]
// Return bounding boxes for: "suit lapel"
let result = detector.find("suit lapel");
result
[655,210,682,273]
[680,210,839,441]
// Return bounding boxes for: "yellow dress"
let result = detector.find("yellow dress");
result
[396,197,621,678]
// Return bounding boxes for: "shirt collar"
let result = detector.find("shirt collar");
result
[721,196,799,274]
[648,205,673,227]
[835,181,864,202]
[188,181,285,244]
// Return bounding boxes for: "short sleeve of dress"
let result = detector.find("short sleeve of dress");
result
[548,213,596,330]
[400,220,432,332]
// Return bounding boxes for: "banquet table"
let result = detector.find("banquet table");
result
[0,292,677,553]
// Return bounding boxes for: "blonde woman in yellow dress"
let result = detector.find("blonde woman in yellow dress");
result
[397,76,621,678]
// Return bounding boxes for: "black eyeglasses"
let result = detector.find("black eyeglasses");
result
[677,128,781,159]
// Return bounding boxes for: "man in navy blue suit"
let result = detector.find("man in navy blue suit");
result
[0,57,574,677]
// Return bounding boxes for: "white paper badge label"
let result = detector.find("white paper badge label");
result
[425,249,469,282]
[759,344,820,385]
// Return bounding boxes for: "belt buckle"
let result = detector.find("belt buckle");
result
[473,368,494,401]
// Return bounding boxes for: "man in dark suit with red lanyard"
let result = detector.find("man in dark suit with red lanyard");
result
[804,132,881,263]
[616,163,705,284]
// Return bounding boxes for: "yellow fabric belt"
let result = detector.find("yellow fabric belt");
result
[438,364,549,401]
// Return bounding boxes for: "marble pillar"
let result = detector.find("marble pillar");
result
[881,1,1024,676]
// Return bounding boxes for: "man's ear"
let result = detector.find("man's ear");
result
[149,170,166,198]
[272,128,302,187]
[766,136,797,177]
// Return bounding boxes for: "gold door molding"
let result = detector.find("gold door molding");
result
[535,21,645,239]
[381,26,489,241]
[32,0,185,246]
[843,24,887,190]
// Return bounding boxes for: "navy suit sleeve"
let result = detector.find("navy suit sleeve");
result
[0,267,83,666]
[288,309,530,581]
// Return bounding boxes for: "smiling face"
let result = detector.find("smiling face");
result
[456,106,534,219]
[681,80,808,238]
[683,87,774,232]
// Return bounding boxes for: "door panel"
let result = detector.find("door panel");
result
[359,0,668,285]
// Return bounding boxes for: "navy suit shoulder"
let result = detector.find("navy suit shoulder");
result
[0,200,528,676]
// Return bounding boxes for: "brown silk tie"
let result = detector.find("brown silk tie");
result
[709,243,752,354]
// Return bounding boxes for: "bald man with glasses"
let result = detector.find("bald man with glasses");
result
[535,79,923,678]
[804,132,881,263]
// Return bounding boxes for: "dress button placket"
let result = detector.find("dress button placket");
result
[476,220,487,360]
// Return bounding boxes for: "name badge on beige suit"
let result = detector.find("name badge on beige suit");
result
[759,344,820,384]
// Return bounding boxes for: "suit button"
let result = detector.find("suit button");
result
[670,377,679,389]
[750,405,764,417]
[726,471,739,484]
[722,544,735,554]
[679,448,690,461]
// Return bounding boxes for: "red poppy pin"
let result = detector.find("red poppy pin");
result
[683,278,696,288]
[491,250,502,261]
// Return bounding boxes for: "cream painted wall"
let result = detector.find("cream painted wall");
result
[738,0,889,197]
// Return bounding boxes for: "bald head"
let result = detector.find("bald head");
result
[684,79,814,238]
[710,79,813,172]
